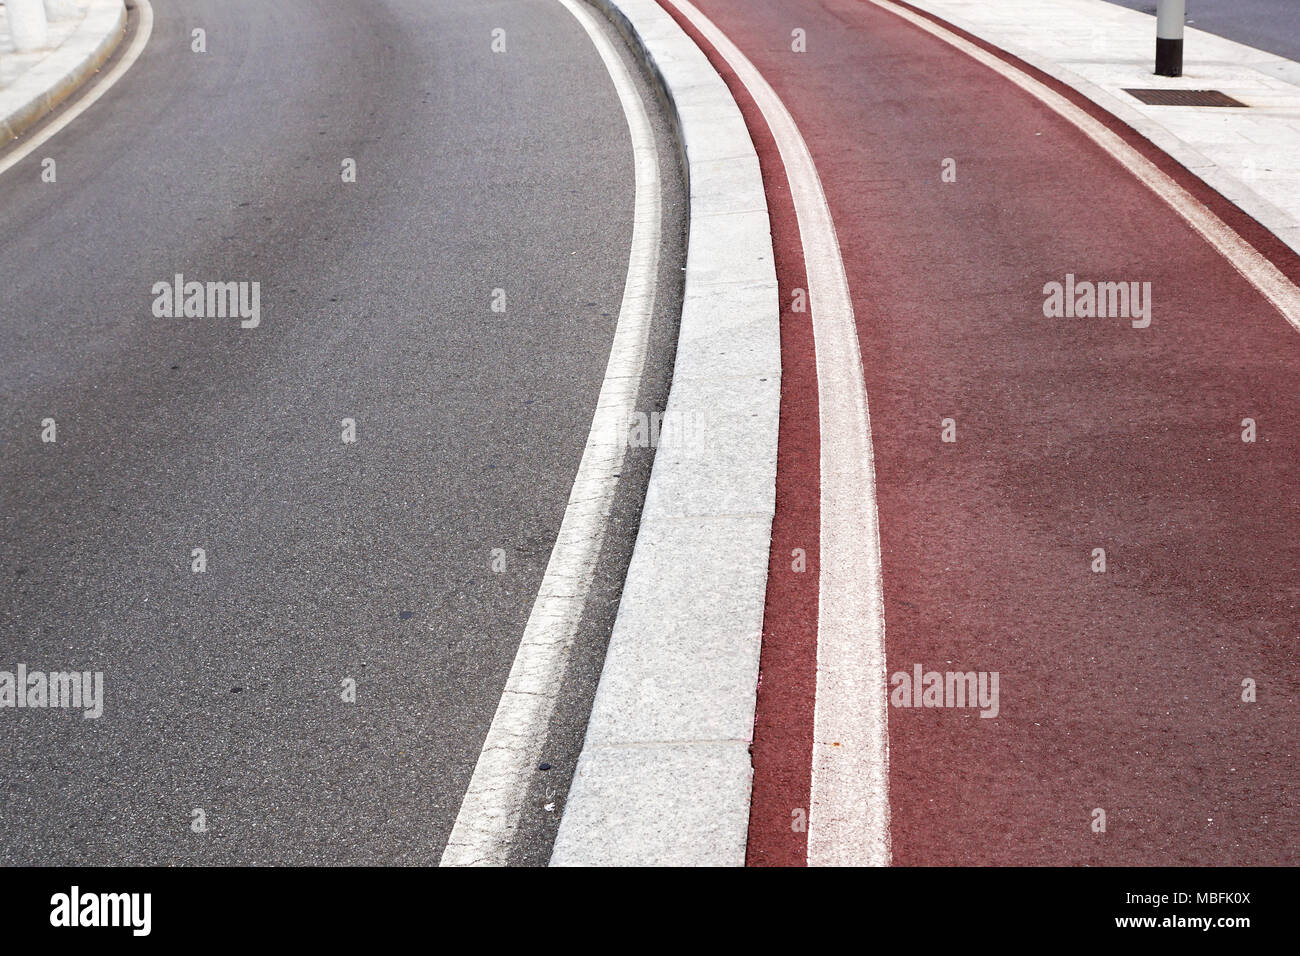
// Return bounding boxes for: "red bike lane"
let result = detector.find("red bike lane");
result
[673,0,1300,865]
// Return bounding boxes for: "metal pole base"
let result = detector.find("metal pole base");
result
[1155,36,1183,77]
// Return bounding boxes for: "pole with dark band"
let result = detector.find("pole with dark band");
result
[1155,0,1185,77]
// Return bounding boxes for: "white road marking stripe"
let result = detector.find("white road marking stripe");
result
[440,0,661,866]
[867,0,1300,331]
[0,0,154,180]
[662,0,892,867]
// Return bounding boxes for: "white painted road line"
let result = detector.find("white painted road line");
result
[0,0,152,179]
[439,0,661,867]
[662,0,892,867]
[866,0,1300,333]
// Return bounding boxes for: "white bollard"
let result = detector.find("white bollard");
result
[1155,0,1185,77]
[8,0,51,52]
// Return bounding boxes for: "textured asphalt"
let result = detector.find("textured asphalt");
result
[686,0,1300,866]
[0,0,685,864]
[1103,0,1300,64]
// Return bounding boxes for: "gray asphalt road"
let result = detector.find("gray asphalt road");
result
[1103,0,1300,63]
[0,0,684,864]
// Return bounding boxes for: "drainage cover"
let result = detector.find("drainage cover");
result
[1123,88,1248,107]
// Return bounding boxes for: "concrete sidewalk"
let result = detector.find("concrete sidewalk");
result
[0,0,125,142]
[901,0,1300,255]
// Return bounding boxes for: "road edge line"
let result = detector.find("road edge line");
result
[549,0,779,866]
[440,0,664,867]
[0,0,128,147]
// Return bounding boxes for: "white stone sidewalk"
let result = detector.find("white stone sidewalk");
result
[0,0,125,141]
[901,0,1300,255]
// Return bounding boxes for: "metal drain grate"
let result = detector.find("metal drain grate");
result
[1123,88,1248,107]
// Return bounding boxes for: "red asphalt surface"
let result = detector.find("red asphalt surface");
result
[672,0,1300,865]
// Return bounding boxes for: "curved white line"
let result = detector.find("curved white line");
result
[662,0,892,867]
[0,0,154,179]
[440,0,662,866]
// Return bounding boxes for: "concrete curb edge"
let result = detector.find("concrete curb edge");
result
[550,0,779,866]
[0,0,127,144]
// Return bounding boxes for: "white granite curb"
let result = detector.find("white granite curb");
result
[898,0,1300,255]
[550,0,778,866]
[0,0,126,143]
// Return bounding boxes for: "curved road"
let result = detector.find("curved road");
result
[7,0,1297,872]
[0,0,684,864]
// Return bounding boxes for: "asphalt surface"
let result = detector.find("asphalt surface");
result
[0,0,685,864]
[1103,0,1300,64]
[683,0,1300,866]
